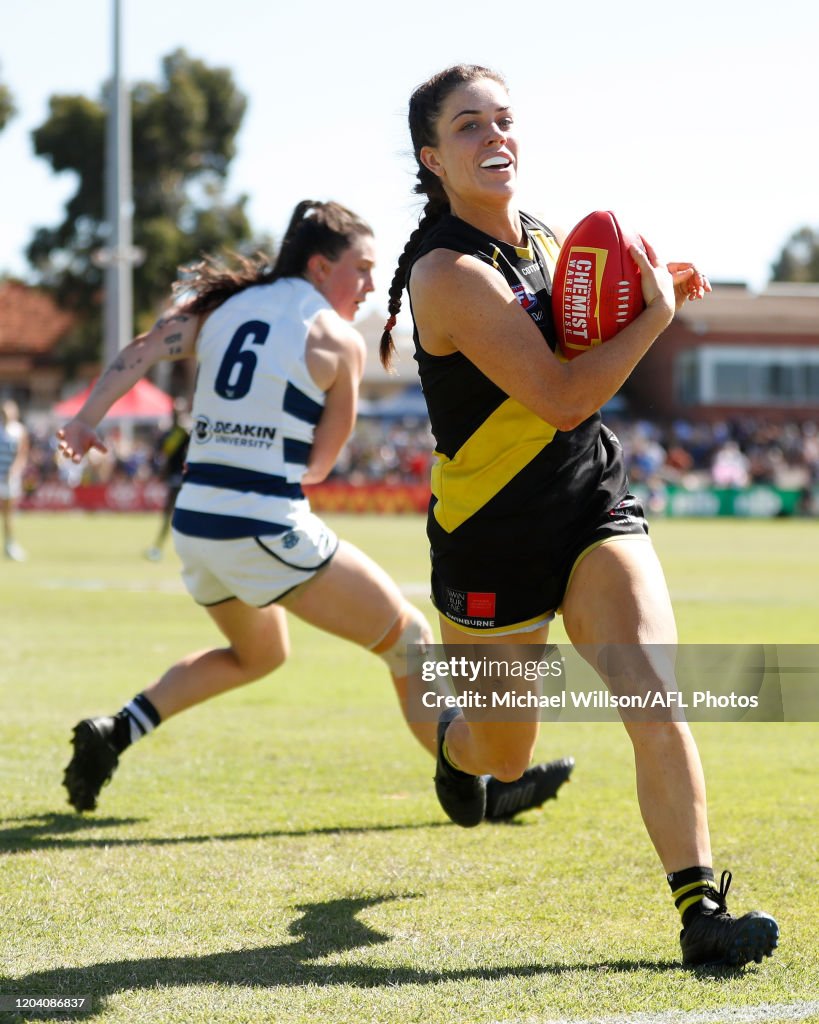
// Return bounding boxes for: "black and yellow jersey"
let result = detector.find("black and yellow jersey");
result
[408,211,644,633]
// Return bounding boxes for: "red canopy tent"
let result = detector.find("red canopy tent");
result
[53,378,174,421]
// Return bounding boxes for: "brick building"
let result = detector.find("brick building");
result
[0,280,74,410]
[623,283,819,423]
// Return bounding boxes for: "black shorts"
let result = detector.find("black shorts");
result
[430,493,649,635]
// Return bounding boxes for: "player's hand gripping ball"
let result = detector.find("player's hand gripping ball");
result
[552,210,645,360]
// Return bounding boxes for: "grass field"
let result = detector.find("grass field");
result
[1,513,818,1024]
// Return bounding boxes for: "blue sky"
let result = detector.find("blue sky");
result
[1,0,817,317]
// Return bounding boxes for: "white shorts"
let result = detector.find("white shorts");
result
[172,511,338,606]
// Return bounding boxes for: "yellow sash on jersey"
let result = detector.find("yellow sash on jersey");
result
[430,223,562,533]
[431,398,557,533]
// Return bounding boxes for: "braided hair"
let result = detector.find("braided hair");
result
[177,200,373,316]
[379,64,507,368]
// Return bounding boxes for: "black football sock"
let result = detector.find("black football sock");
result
[667,866,719,926]
[111,694,162,753]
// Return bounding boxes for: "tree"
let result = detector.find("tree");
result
[0,71,17,281]
[27,49,266,372]
[0,75,15,132]
[771,226,819,283]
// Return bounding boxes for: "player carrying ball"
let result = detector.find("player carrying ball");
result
[379,63,778,968]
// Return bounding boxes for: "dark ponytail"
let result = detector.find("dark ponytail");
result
[379,64,506,368]
[271,200,372,281]
[177,200,372,316]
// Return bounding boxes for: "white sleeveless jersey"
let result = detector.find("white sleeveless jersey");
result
[173,277,330,539]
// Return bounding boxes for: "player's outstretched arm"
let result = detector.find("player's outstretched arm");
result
[56,309,201,463]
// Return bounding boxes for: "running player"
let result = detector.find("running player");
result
[380,65,777,967]
[57,199,573,823]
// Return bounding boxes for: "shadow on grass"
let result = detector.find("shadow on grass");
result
[0,812,451,855]
[0,814,143,853]
[1,894,684,1020]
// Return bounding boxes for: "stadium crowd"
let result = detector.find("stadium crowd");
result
[13,409,819,501]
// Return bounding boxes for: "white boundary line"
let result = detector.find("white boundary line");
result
[489,1001,819,1024]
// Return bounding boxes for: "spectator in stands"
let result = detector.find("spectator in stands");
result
[711,440,750,488]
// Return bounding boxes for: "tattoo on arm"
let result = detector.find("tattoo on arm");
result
[155,313,190,329]
[164,331,183,356]
[100,355,127,380]
[100,351,143,384]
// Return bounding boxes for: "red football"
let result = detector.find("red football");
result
[551,210,645,360]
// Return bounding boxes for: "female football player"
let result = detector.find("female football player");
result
[56,199,572,823]
[380,64,776,967]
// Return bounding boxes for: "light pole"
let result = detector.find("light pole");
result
[98,0,141,366]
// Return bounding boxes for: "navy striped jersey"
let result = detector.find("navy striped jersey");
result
[173,277,329,539]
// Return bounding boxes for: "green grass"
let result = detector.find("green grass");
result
[1,514,818,1023]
